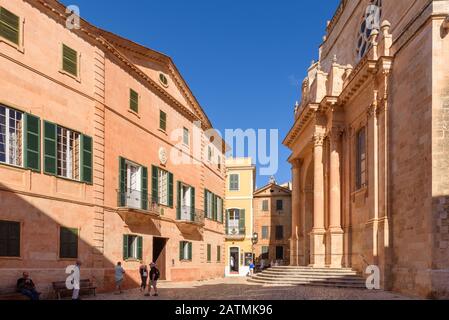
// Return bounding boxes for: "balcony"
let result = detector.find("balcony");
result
[175,206,205,234]
[225,226,246,240]
[116,189,161,225]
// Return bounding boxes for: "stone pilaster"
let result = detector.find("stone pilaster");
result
[290,158,302,266]
[310,134,326,267]
[328,128,344,268]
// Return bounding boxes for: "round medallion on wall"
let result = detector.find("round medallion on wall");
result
[159,73,169,87]
[159,147,168,165]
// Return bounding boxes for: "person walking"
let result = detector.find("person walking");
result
[139,262,148,292]
[72,260,82,300]
[148,262,160,297]
[115,262,125,294]
[249,261,255,276]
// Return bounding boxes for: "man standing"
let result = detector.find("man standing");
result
[115,262,125,294]
[16,272,40,300]
[72,260,82,300]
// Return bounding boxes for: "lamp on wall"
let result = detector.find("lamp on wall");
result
[251,232,259,245]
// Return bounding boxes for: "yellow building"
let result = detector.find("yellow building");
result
[224,158,256,276]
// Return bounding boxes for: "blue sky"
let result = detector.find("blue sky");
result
[61,0,339,188]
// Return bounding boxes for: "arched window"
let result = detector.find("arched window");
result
[356,0,382,60]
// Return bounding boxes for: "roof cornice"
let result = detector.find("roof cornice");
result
[27,0,214,130]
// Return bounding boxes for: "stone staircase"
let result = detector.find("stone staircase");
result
[248,266,367,289]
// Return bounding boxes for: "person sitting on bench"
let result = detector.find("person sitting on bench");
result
[17,272,40,300]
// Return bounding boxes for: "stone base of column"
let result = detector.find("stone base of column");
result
[310,229,326,268]
[328,228,344,268]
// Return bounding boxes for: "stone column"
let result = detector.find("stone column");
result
[328,129,344,268]
[310,134,326,267]
[290,159,302,266]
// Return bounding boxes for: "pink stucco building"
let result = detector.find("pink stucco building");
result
[0,0,226,296]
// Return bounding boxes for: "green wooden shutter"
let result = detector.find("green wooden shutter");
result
[151,166,158,204]
[188,242,192,261]
[168,172,174,208]
[225,210,229,231]
[239,209,245,234]
[24,114,40,172]
[59,228,68,258]
[80,135,93,184]
[137,236,143,260]
[190,187,195,221]
[43,121,57,175]
[62,44,78,77]
[204,190,208,218]
[220,198,224,223]
[176,181,181,220]
[159,110,167,131]
[70,228,78,259]
[217,246,221,262]
[141,167,148,210]
[123,235,129,260]
[118,157,126,206]
[212,195,217,221]
[0,7,20,45]
[179,241,184,260]
[130,89,139,113]
[7,222,20,257]
[207,244,211,262]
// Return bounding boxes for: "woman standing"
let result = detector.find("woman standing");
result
[139,261,148,292]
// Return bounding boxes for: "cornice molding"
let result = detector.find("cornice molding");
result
[26,0,214,130]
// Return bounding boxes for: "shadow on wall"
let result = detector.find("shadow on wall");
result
[0,183,140,299]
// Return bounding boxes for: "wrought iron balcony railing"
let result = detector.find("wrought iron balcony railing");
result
[176,205,205,225]
[225,226,246,237]
[117,189,159,213]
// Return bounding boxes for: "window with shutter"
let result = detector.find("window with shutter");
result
[207,244,211,262]
[123,235,140,260]
[262,226,269,240]
[180,241,192,261]
[0,7,20,45]
[0,105,23,167]
[56,126,81,181]
[262,200,269,211]
[356,127,367,190]
[217,246,221,262]
[229,174,239,191]
[276,200,283,211]
[130,89,139,113]
[59,227,78,259]
[0,220,20,257]
[275,225,284,240]
[183,127,189,146]
[159,110,167,131]
[62,44,78,77]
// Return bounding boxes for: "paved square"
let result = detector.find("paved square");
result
[86,278,416,300]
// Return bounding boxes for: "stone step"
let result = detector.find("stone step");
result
[248,278,367,289]
[262,269,359,276]
[269,266,357,272]
[250,266,367,289]
[255,273,364,281]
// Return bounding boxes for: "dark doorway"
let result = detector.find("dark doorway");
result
[153,237,168,280]
[230,247,239,273]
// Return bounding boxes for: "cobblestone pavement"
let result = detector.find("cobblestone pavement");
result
[86,278,417,300]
